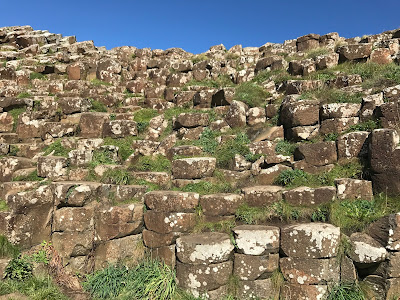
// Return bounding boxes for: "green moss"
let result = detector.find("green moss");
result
[89,99,108,112]
[234,82,270,108]
[177,180,238,195]
[91,78,112,86]
[306,47,330,59]
[0,200,8,212]
[133,109,159,133]
[16,92,32,99]
[0,235,19,258]
[29,72,47,80]
[12,170,42,182]
[104,137,136,161]
[131,155,171,173]
[275,140,297,156]
[8,107,25,132]
[301,88,363,104]
[90,148,118,168]
[43,140,71,157]
[190,54,208,64]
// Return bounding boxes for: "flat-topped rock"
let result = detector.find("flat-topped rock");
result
[199,193,243,216]
[349,232,387,266]
[242,185,282,207]
[233,225,280,255]
[144,191,199,212]
[281,223,340,258]
[172,157,216,179]
[176,232,234,264]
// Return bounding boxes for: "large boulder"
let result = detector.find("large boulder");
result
[144,191,199,212]
[232,225,280,255]
[294,141,337,166]
[172,157,216,179]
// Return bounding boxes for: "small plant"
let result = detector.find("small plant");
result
[191,54,208,64]
[133,108,159,133]
[16,92,32,99]
[275,169,307,186]
[132,155,171,173]
[306,47,330,59]
[324,133,339,142]
[5,256,34,281]
[90,148,118,167]
[104,136,136,161]
[101,169,132,185]
[347,119,380,132]
[275,140,297,156]
[327,282,365,300]
[8,145,19,156]
[7,107,26,131]
[29,72,47,80]
[0,199,9,211]
[91,78,112,86]
[179,180,237,195]
[311,205,330,222]
[234,82,270,107]
[195,128,218,154]
[0,235,19,258]
[89,99,108,112]
[43,140,71,157]
[12,170,42,182]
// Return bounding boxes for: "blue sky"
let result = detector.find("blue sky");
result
[2,0,399,54]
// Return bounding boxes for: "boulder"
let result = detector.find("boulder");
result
[280,98,320,128]
[232,225,280,255]
[320,103,361,120]
[294,141,337,166]
[37,156,69,181]
[335,178,373,200]
[174,113,209,129]
[281,223,340,258]
[349,232,387,266]
[242,185,282,207]
[237,279,276,300]
[225,100,248,128]
[233,253,279,280]
[337,131,369,158]
[144,191,199,212]
[282,284,328,300]
[144,211,196,234]
[176,232,234,264]
[200,193,243,216]
[338,43,373,61]
[172,157,216,179]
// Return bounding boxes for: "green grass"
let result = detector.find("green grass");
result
[195,128,218,154]
[306,47,330,59]
[131,155,171,173]
[301,88,363,104]
[190,54,208,64]
[12,170,42,182]
[252,69,294,85]
[43,140,71,157]
[104,136,136,161]
[177,180,238,195]
[275,160,363,188]
[327,282,365,300]
[83,260,177,300]
[275,140,297,156]
[91,78,112,86]
[90,148,118,168]
[101,169,132,185]
[193,218,236,234]
[0,275,69,300]
[0,200,8,212]
[133,109,159,133]
[90,99,108,112]
[29,72,47,80]
[8,107,26,132]
[16,92,32,99]
[234,82,270,107]
[346,119,381,132]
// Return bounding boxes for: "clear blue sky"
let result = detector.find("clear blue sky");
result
[2,0,399,54]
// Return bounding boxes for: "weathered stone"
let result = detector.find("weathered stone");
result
[282,284,328,300]
[280,97,320,128]
[337,131,369,158]
[0,112,13,132]
[349,232,387,266]
[387,278,400,300]
[286,125,320,141]
[102,120,137,138]
[370,48,392,64]
[281,257,339,285]
[94,234,144,270]
[283,186,336,206]
[176,261,233,294]
[233,253,278,280]
[167,145,203,160]
[52,231,93,258]
[360,93,384,121]
[142,229,180,248]
[37,156,68,180]
[319,117,359,134]
[242,185,282,207]
[383,84,400,101]
[338,43,373,61]
[200,193,243,216]
[176,232,234,264]
[247,107,266,126]
[149,245,176,267]
[225,100,248,128]
[79,113,109,138]
[174,113,209,129]
[315,53,339,69]
[297,34,320,52]
[320,103,361,120]
[281,223,340,258]
[255,164,291,185]
[96,204,144,241]
[172,157,216,179]
[53,207,94,232]
[341,256,357,282]
[144,211,196,234]
[295,141,337,166]
[335,178,373,200]
[144,191,199,212]
[233,225,280,255]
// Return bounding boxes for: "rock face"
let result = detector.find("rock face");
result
[1,24,400,299]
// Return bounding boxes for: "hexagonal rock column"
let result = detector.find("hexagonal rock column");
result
[143,191,199,266]
[232,225,280,299]
[280,223,341,299]
[175,232,234,299]
[172,157,216,179]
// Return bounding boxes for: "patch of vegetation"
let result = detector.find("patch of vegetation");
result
[83,259,177,300]
[90,148,118,168]
[131,155,171,173]
[133,108,159,133]
[213,132,259,168]
[195,128,219,154]
[91,78,112,86]
[0,200,8,212]
[347,119,380,132]
[29,72,47,80]
[90,99,108,112]
[306,47,330,59]
[324,133,339,142]
[327,282,365,300]
[12,170,42,182]
[0,275,69,299]
[16,92,32,99]
[275,160,363,188]
[234,82,270,107]
[185,74,235,89]
[193,217,236,234]
[178,180,238,195]
[190,54,208,64]
[252,69,294,85]
[43,140,71,157]
[8,145,19,156]
[275,140,297,156]
[104,136,136,161]
[8,107,26,131]
[101,169,131,185]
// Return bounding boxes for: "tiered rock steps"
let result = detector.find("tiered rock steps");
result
[0,24,400,298]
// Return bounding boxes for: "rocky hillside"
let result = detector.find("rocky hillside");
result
[0,25,400,299]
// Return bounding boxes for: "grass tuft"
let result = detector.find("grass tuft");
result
[234,82,270,107]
